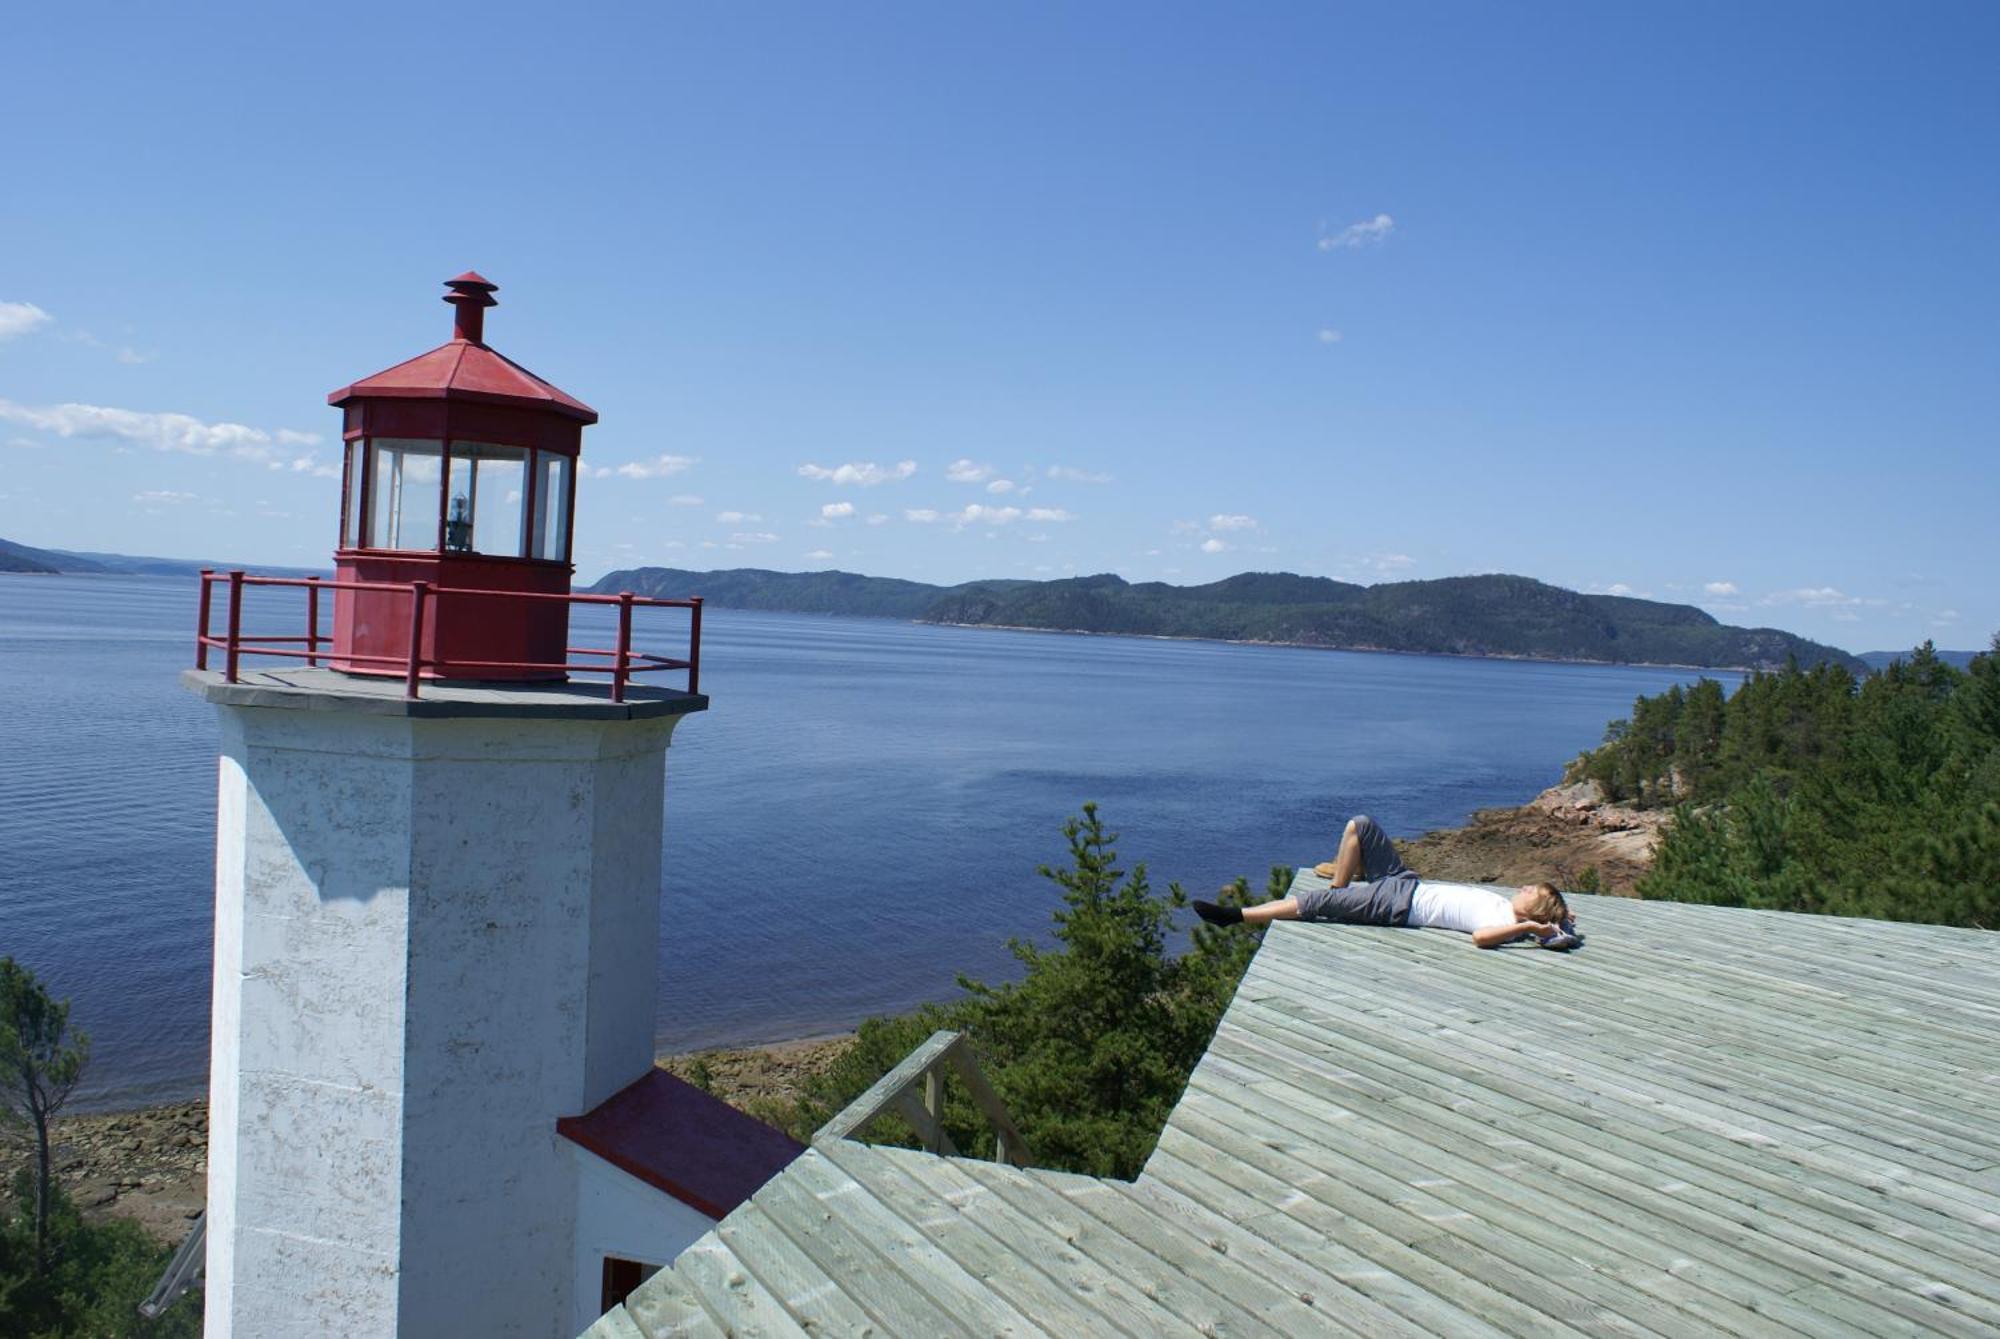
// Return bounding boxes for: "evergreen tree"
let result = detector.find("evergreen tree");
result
[0,959,90,1277]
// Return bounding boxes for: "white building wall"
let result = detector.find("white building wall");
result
[203,703,682,1339]
[567,1146,716,1337]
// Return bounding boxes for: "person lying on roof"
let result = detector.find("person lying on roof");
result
[1193,814,1582,949]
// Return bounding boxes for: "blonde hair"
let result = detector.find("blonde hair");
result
[1518,882,1568,923]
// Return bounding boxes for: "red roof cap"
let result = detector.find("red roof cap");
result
[327,273,598,423]
[556,1069,805,1219]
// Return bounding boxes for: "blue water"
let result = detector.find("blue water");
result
[0,573,1735,1109]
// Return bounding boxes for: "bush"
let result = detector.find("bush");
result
[0,1171,200,1337]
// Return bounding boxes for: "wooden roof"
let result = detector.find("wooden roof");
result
[588,882,2000,1336]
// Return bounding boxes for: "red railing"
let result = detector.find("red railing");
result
[194,569,702,703]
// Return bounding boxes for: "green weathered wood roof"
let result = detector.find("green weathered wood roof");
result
[591,881,2000,1336]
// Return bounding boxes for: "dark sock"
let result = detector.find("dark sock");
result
[1193,900,1243,926]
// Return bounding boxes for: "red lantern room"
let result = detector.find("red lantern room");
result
[327,273,595,681]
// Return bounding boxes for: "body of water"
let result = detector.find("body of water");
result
[0,573,1736,1109]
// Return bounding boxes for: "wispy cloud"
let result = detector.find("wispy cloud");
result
[715,510,761,523]
[905,508,941,523]
[133,489,195,505]
[821,502,856,520]
[1318,214,1395,250]
[986,479,1016,494]
[1208,513,1258,532]
[1761,586,1872,609]
[0,302,54,341]
[669,494,705,507]
[805,548,834,561]
[0,396,335,475]
[1201,538,1230,554]
[798,460,916,486]
[866,512,889,526]
[1025,507,1074,523]
[946,459,992,484]
[905,503,1073,529]
[593,453,696,480]
[729,531,780,544]
[1317,328,1343,344]
[1046,465,1111,484]
[1703,581,1740,597]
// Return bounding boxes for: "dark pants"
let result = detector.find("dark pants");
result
[1295,815,1418,925]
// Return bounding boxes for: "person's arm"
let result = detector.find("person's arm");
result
[1472,920,1553,950]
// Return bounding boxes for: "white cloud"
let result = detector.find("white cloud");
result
[1762,586,1873,609]
[0,302,53,341]
[985,479,1016,494]
[1318,214,1395,250]
[669,494,704,507]
[133,489,195,504]
[0,396,336,475]
[1208,513,1258,531]
[1046,465,1112,484]
[596,453,696,480]
[1317,328,1343,344]
[798,460,916,486]
[115,347,157,365]
[1371,553,1415,573]
[1170,519,1203,535]
[958,504,1022,526]
[946,459,993,484]
[715,510,761,523]
[1201,538,1231,554]
[821,502,856,519]
[1026,507,1075,523]
[1703,581,1740,597]
[1605,583,1636,597]
[805,548,834,561]
[866,512,889,526]
[905,508,942,523]
[729,531,780,544]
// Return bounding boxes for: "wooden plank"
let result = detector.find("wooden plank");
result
[775,1150,1049,1336]
[819,1141,1153,1338]
[621,1264,730,1338]
[944,1038,1034,1166]
[668,1234,815,1337]
[578,1306,648,1339]
[712,1202,885,1334]
[939,1155,1290,1337]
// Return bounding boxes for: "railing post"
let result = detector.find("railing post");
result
[613,591,635,703]
[923,1063,944,1155]
[688,596,703,696]
[405,581,430,699]
[224,571,246,683]
[305,575,321,668]
[195,570,214,671]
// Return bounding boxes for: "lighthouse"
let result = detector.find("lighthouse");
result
[181,277,797,1336]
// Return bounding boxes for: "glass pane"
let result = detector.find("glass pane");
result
[531,454,572,561]
[343,441,366,546]
[448,442,529,557]
[367,438,442,550]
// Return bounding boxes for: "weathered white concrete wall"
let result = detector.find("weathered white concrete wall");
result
[566,1146,714,1336]
[204,706,681,1339]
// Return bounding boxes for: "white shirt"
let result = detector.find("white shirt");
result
[1407,881,1515,935]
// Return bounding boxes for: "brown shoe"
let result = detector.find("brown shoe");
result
[1312,861,1340,879]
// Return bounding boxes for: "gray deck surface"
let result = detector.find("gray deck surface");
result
[591,881,2000,1337]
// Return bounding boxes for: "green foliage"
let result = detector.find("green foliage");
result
[769,806,1286,1178]
[0,1171,199,1338]
[1,959,91,1278]
[1575,636,2000,928]
[594,567,1862,672]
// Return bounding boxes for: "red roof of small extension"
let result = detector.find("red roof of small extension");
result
[327,339,598,424]
[556,1069,805,1220]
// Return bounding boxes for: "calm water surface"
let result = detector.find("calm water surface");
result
[0,573,1735,1108]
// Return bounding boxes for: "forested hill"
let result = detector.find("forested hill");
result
[592,566,1862,672]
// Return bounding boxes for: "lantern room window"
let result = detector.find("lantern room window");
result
[530,452,572,561]
[444,442,530,556]
[368,438,444,550]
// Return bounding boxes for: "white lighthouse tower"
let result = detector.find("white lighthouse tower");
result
[181,277,787,1336]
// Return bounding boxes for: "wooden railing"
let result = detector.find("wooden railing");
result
[814,1030,1032,1166]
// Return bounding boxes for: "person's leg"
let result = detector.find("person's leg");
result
[1240,898,1299,926]
[1314,814,1408,885]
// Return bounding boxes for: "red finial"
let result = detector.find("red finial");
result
[443,271,499,344]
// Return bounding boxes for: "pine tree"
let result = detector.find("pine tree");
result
[0,959,91,1277]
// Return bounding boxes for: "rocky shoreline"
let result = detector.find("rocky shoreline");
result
[3,783,1659,1245]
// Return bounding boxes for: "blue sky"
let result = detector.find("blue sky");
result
[3,2,1994,652]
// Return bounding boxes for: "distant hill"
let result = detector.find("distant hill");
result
[593,566,1864,672]
[0,535,323,579]
[1859,647,1982,671]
